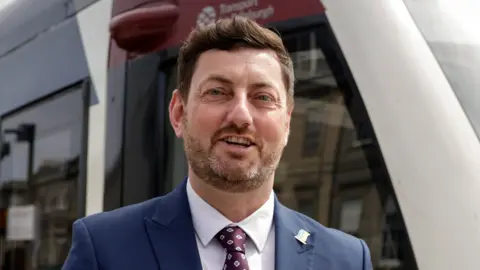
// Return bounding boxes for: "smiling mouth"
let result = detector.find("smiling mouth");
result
[221,136,255,147]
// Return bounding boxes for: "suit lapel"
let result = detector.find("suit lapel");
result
[274,198,315,270]
[144,179,202,270]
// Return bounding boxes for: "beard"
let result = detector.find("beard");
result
[182,118,285,193]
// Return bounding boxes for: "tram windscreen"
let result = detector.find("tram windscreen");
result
[158,20,419,269]
[403,0,480,138]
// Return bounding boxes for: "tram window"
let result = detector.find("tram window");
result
[161,24,417,269]
[0,84,86,269]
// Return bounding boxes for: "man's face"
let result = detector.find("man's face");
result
[169,48,292,192]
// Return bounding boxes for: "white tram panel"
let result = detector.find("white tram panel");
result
[76,0,114,216]
[322,0,480,269]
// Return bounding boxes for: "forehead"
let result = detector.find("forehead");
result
[191,48,284,88]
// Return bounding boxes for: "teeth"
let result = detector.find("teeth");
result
[223,136,252,146]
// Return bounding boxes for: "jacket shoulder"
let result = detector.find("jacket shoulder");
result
[64,196,166,269]
[285,208,371,269]
[78,196,162,239]
[288,208,359,242]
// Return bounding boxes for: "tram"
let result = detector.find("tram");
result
[0,0,478,269]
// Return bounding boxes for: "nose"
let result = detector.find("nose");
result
[225,94,253,129]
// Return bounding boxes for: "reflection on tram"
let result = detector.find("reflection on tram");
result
[0,87,84,270]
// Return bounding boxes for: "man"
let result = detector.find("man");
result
[63,16,372,270]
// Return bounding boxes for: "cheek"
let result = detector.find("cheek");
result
[188,105,223,140]
[257,114,288,145]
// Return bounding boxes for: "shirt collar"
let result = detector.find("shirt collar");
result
[186,179,274,253]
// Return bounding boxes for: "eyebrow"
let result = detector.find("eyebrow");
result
[199,75,234,89]
[251,82,276,90]
[199,74,279,92]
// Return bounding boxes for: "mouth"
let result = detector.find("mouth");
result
[220,136,255,148]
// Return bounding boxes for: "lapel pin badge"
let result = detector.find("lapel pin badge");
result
[294,229,310,245]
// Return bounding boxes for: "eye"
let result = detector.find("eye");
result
[255,94,274,102]
[206,88,225,96]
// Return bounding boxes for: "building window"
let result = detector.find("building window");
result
[339,199,363,236]
[295,185,319,220]
[302,107,326,157]
[379,196,404,268]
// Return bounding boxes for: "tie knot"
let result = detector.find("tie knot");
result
[215,226,247,253]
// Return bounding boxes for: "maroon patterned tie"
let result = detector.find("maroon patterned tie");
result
[215,226,250,270]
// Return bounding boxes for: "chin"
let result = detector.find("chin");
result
[224,158,258,170]
[222,166,260,181]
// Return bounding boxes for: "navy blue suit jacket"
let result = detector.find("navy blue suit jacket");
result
[63,180,372,269]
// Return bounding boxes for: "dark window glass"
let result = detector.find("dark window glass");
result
[0,84,86,270]
[159,23,418,270]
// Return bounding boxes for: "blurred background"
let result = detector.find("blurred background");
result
[0,0,479,269]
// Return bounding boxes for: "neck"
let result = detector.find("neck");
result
[189,171,274,223]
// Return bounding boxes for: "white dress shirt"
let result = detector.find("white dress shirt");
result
[186,179,276,270]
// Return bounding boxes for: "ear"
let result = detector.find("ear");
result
[169,89,185,138]
[284,104,293,145]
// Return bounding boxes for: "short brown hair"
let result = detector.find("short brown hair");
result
[176,16,294,107]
